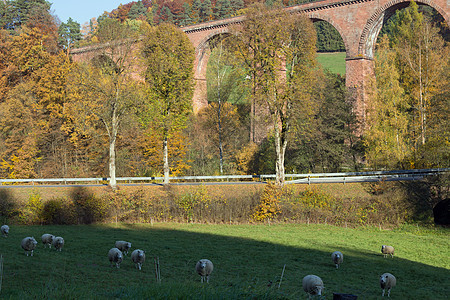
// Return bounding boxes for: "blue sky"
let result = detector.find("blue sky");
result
[49,0,127,25]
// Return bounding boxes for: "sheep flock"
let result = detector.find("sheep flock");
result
[1,224,403,298]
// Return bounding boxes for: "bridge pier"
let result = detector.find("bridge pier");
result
[345,57,375,131]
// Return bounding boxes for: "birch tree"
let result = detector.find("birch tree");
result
[206,39,245,174]
[229,3,319,185]
[65,19,140,189]
[388,1,447,149]
[365,35,411,168]
[141,23,195,184]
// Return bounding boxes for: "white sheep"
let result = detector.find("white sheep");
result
[302,275,324,299]
[195,259,214,283]
[131,249,146,270]
[115,241,132,256]
[381,245,395,258]
[1,225,9,237]
[52,236,64,251]
[41,234,55,248]
[380,272,396,297]
[21,236,38,256]
[331,251,343,269]
[108,247,123,268]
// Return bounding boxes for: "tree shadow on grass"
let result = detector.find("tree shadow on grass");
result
[98,225,450,299]
[2,224,449,299]
[0,189,17,223]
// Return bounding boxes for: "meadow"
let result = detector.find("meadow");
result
[0,223,448,299]
[317,52,346,75]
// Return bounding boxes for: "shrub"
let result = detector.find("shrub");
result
[16,190,44,225]
[107,189,153,223]
[252,183,282,222]
[175,185,212,222]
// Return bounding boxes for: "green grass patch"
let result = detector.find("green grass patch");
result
[0,223,448,299]
[317,52,346,75]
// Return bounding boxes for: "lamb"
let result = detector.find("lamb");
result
[21,237,38,256]
[108,247,123,268]
[115,241,132,256]
[195,259,214,283]
[381,245,395,258]
[331,251,343,269]
[52,236,64,251]
[302,275,324,299]
[41,234,55,248]
[131,249,146,270]
[380,272,396,297]
[1,225,9,237]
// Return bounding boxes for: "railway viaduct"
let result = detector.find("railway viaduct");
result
[71,0,449,123]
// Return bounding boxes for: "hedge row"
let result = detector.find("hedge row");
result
[1,179,437,227]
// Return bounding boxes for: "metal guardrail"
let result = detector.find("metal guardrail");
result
[0,168,448,186]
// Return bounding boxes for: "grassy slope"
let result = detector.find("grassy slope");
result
[317,52,346,75]
[0,223,448,299]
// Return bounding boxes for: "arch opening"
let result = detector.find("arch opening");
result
[311,18,347,75]
[361,1,449,59]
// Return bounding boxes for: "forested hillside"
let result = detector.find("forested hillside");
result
[0,0,448,186]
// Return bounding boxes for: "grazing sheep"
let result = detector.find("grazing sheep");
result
[131,249,146,270]
[380,272,396,297]
[381,245,395,258]
[41,234,55,248]
[21,237,38,256]
[302,275,324,299]
[331,251,343,269]
[1,225,9,237]
[115,241,132,256]
[195,259,214,283]
[108,248,123,268]
[52,236,64,251]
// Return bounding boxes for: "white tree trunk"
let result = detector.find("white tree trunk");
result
[108,106,119,190]
[163,137,169,184]
[109,137,117,190]
[274,124,287,186]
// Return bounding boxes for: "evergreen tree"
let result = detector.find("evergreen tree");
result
[215,0,232,19]
[191,0,202,24]
[230,0,244,15]
[160,6,174,23]
[128,1,147,20]
[179,2,193,26]
[0,0,50,30]
[200,0,213,22]
[314,21,345,52]
[58,17,81,51]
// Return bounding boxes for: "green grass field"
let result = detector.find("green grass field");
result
[0,223,448,299]
[317,52,346,75]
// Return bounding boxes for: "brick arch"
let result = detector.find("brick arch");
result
[359,0,449,58]
[308,15,350,57]
[195,30,232,78]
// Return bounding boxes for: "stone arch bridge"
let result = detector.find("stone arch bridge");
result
[71,0,449,120]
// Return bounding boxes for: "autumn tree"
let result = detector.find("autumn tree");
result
[387,1,448,152]
[0,26,52,178]
[365,35,411,169]
[65,19,141,189]
[141,23,195,184]
[206,38,246,174]
[369,1,450,168]
[229,3,319,185]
